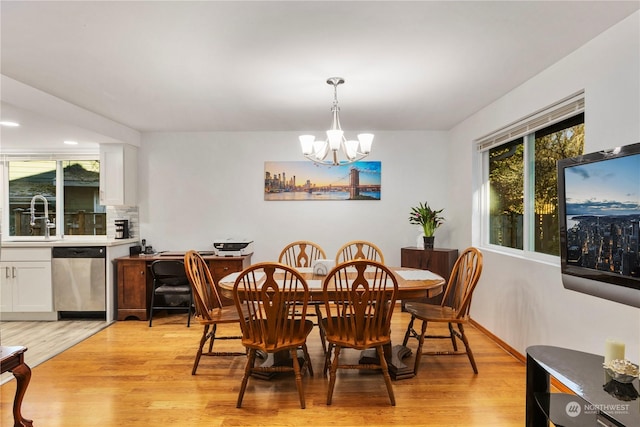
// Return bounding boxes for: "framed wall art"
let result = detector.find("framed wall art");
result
[264,161,381,201]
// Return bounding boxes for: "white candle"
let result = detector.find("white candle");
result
[604,338,625,364]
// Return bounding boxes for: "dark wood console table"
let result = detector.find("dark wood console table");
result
[1,346,33,427]
[114,252,252,320]
[526,345,639,427]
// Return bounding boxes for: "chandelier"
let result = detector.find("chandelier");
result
[299,77,374,166]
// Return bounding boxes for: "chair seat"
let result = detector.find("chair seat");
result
[195,306,244,325]
[154,284,191,294]
[321,317,391,349]
[403,302,465,323]
[242,319,314,352]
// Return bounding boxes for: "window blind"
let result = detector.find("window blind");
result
[475,90,585,152]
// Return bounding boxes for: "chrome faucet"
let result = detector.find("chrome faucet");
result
[30,194,55,239]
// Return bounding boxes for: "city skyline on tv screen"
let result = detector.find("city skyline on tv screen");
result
[563,151,640,279]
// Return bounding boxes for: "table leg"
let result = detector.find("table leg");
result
[251,350,305,380]
[11,362,33,427]
[526,353,550,427]
[360,343,415,380]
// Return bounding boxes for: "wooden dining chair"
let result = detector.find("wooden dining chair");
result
[321,260,398,406]
[401,247,483,374]
[278,240,327,268]
[233,262,314,409]
[335,240,385,264]
[184,250,245,375]
[278,240,329,353]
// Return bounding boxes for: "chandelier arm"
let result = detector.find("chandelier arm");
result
[300,77,373,167]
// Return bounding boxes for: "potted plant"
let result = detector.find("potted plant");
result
[409,202,445,249]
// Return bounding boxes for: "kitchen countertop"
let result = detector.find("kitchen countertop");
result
[1,237,138,248]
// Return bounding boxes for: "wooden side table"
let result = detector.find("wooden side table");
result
[0,346,33,427]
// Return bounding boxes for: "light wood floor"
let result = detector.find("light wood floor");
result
[1,309,527,426]
[0,319,111,385]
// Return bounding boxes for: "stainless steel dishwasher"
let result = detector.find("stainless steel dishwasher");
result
[52,246,106,318]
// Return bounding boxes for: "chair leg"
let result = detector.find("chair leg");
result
[301,343,313,377]
[237,348,256,408]
[413,320,428,375]
[315,304,327,354]
[186,293,193,327]
[457,323,478,374]
[290,348,306,409]
[448,322,458,351]
[148,291,156,327]
[402,315,416,346]
[327,346,341,405]
[208,324,217,352]
[323,343,334,377]
[376,345,396,406]
[192,324,210,375]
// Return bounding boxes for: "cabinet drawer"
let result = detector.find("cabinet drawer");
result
[209,259,244,283]
[1,248,51,262]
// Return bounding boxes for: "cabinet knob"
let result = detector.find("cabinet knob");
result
[223,267,229,271]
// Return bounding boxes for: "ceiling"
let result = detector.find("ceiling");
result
[1,1,639,150]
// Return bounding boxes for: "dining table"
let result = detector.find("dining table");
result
[218,265,445,380]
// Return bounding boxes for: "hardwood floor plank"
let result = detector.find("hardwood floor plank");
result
[1,310,526,426]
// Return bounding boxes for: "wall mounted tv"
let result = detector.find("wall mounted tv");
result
[558,142,640,308]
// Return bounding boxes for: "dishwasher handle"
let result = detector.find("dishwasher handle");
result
[52,246,106,258]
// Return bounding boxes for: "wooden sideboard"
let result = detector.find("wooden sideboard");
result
[400,247,458,306]
[114,253,252,321]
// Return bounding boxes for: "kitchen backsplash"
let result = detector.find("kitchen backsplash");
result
[106,206,139,239]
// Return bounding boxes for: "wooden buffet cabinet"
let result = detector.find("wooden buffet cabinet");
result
[400,247,458,305]
[115,253,252,321]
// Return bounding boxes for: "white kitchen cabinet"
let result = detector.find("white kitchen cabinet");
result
[99,143,137,206]
[0,248,52,313]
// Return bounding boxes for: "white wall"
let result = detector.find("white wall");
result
[449,12,640,361]
[138,130,450,266]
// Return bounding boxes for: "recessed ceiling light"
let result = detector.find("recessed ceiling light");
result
[64,140,78,145]
[0,121,20,127]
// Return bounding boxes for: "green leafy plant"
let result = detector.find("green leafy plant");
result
[409,202,445,237]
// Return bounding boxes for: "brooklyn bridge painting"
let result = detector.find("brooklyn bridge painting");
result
[264,161,381,201]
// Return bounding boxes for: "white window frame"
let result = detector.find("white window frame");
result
[1,153,100,238]
[476,91,585,264]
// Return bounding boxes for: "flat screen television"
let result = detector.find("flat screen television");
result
[557,142,640,308]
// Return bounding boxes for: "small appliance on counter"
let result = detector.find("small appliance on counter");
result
[213,238,254,256]
[114,219,129,239]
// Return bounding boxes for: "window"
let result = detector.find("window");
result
[479,94,584,257]
[5,159,104,237]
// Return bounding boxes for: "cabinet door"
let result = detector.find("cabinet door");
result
[117,260,147,311]
[0,263,14,312]
[99,144,137,206]
[100,144,125,205]
[11,261,53,312]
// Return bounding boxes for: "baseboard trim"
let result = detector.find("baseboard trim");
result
[470,318,574,394]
